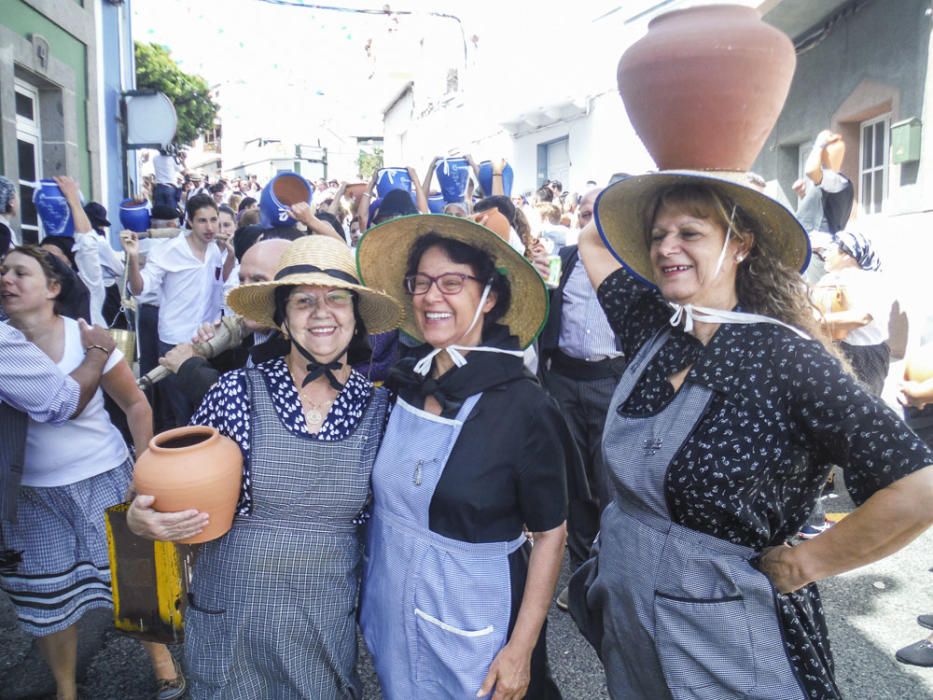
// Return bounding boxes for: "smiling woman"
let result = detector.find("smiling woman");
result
[126,236,404,698]
[357,214,576,700]
[571,172,933,700]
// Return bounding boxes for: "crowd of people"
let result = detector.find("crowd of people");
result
[1,126,933,700]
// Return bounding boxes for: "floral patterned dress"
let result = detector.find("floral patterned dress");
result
[597,267,933,698]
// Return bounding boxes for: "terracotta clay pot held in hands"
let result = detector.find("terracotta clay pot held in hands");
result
[133,426,243,544]
[905,344,933,383]
[617,4,796,171]
[344,182,368,201]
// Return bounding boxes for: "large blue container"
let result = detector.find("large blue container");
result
[119,199,151,233]
[33,179,75,237]
[427,193,447,213]
[260,171,313,229]
[435,157,471,203]
[375,168,414,199]
[477,160,514,197]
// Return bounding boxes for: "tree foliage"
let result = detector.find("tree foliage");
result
[134,42,218,146]
[358,147,384,180]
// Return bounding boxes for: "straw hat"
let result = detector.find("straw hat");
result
[355,214,548,349]
[226,235,403,333]
[594,170,810,287]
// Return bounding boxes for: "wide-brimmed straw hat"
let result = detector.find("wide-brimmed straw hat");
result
[226,235,403,333]
[595,170,810,287]
[355,214,548,349]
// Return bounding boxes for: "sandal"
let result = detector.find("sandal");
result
[155,657,187,700]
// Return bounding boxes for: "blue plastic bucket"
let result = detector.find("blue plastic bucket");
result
[477,160,514,197]
[427,193,447,213]
[436,157,471,203]
[375,168,414,198]
[33,179,75,237]
[119,199,151,233]
[259,171,313,228]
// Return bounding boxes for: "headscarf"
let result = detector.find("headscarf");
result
[835,230,881,271]
[0,176,15,214]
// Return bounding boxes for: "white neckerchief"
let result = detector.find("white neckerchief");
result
[665,205,811,340]
[412,281,525,377]
[667,303,811,339]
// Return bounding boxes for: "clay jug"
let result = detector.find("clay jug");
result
[617,4,796,171]
[905,344,933,383]
[812,283,850,341]
[133,426,243,544]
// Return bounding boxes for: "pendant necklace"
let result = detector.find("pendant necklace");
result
[304,397,335,425]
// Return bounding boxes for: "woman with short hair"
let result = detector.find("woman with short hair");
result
[128,236,402,699]
[357,214,575,699]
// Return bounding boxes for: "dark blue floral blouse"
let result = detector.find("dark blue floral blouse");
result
[597,266,933,699]
[190,356,373,516]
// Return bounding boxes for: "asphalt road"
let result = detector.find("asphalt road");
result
[3,479,933,699]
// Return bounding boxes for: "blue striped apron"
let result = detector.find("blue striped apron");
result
[361,394,526,699]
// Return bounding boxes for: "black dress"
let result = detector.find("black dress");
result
[597,267,933,698]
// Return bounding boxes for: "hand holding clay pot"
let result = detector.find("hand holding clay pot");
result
[126,493,210,542]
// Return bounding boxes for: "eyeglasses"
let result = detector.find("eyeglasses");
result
[286,289,354,312]
[404,272,483,296]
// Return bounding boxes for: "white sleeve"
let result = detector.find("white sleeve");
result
[818,169,848,194]
[73,231,106,326]
[102,346,125,374]
[136,249,167,299]
[96,236,125,279]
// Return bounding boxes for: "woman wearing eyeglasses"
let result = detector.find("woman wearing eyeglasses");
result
[356,215,576,700]
[127,236,402,699]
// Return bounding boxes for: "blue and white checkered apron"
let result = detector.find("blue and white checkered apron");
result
[574,329,806,700]
[360,395,526,699]
[0,458,132,636]
[184,369,387,700]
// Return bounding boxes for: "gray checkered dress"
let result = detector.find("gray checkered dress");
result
[184,368,387,700]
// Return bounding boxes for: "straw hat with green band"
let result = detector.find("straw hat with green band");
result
[226,235,403,333]
[594,170,811,287]
[355,214,548,349]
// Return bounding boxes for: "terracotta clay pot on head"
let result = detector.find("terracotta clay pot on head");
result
[905,344,933,383]
[133,426,243,544]
[617,4,796,171]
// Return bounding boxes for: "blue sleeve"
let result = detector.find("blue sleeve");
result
[0,323,79,423]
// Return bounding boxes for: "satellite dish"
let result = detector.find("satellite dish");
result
[126,92,177,148]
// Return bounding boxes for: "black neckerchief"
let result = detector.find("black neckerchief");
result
[388,324,526,417]
[285,323,347,391]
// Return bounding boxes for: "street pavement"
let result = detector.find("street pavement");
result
[3,478,933,699]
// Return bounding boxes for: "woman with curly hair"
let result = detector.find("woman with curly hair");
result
[570,175,933,699]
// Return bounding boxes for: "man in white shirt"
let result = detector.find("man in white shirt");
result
[121,194,235,426]
[153,148,182,213]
